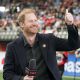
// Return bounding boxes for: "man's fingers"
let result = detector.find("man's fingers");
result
[23,75,34,80]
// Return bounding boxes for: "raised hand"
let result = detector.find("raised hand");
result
[65,9,74,25]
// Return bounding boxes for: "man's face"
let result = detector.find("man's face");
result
[22,13,39,34]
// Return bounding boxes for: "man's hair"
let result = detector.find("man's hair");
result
[17,8,36,24]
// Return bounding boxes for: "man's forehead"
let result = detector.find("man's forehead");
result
[25,13,36,17]
[25,13,37,20]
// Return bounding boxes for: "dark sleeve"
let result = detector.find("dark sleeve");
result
[3,44,23,80]
[53,24,79,51]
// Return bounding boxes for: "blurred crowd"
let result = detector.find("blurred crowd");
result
[0,0,80,76]
[0,0,80,33]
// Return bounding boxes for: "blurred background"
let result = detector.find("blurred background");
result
[0,0,80,80]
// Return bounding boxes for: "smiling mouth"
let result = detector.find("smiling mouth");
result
[31,26,38,29]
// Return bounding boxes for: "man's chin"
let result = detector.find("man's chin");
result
[30,31,38,34]
[32,30,38,34]
[32,32,38,34]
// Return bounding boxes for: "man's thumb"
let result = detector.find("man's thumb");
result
[66,9,69,14]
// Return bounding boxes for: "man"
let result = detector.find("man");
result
[3,8,79,80]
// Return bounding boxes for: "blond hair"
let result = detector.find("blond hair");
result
[17,8,36,24]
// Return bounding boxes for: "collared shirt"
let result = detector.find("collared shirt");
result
[22,34,53,80]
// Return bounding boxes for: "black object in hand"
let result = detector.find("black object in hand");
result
[25,59,37,76]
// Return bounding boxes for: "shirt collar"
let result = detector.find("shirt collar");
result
[22,33,39,47]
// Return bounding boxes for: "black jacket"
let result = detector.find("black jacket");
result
[3,25,79,80]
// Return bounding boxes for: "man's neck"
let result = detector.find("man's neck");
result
[23,32,36,47]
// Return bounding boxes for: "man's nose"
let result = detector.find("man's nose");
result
[32,21,38,25]
[32,21,39,27]
[33,21,38,24]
